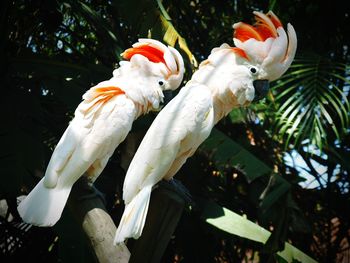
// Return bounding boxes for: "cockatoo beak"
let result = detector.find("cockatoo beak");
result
[253,79,269,101]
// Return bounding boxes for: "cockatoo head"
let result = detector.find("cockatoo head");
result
[122,39,185,91]
[232,11,297,101]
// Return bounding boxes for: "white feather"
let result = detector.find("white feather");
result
[263,27,288,66]
[283,24,298,70]
[163,48,177,73]
[18,178,71,226]
[114,185,152,244]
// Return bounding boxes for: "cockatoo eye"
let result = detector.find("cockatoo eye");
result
[158,80,165,86]
[250,67,258,74]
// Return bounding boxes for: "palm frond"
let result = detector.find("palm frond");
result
[270,55,350,150]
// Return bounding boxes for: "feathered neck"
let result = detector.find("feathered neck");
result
[189,45,248,123]
[79,63,164,119]
[114,69,164,118]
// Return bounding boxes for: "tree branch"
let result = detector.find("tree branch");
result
[68,176,130,263]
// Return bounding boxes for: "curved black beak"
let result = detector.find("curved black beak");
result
[253,79,269,102]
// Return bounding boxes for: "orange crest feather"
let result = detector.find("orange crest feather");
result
[122,44,166,65]
[87,86,125,112]
[234,12,283,43]
[234,22,264,42]
[231,47,249,60]
[267,12,283,29]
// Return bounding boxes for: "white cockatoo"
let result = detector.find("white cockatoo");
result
[114,11,297,244]
[18,39,185,226]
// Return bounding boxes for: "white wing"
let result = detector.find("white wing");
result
[44,94,136,187]
[123,83,215,204]
[18,92,136,226]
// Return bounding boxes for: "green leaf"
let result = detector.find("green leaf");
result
[157,0,198,67]
[270,55,350,150]
[200,128,271,181]
[201,200,317,263]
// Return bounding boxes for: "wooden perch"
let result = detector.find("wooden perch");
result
[68,176,188,263]
[68,176,130,263]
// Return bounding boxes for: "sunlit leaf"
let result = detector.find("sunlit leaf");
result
[157,0,198,67]
[201,200,317,263]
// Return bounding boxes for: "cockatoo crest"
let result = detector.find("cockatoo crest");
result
[122,39,184,90]
[82,39,185,115]
[233,11,297,81]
